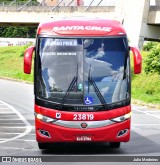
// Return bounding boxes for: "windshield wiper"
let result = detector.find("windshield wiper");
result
[58,65,78,109]
[88,64,108,109]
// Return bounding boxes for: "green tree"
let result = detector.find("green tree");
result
[0,26,37,38]
[143,41,158,51]
[145,43,160,74]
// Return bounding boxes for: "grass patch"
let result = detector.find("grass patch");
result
[132,73,160,104]
[131,51,160,104]
[0,45,33,82]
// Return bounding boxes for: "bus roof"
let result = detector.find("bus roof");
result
[37,17,126,37]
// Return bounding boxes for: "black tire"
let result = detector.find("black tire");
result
[110,142,121,148]
[38,142,49,149]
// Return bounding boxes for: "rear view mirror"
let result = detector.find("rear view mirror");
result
[130,47,142,74]
[24,46,35,74]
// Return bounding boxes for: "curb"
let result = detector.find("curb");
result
[0,76,33,85]
[132,99,160,110]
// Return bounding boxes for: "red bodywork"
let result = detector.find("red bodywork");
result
[36,18,130,143]
[37,18,126,36]
[131,46,142,74]
[24,46,34,74]
[35,105,131,142]
[24,18,142,144]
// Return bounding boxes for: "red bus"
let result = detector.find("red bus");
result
[24,17,142,149]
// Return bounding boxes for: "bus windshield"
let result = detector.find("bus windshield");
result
[36,37,130,110]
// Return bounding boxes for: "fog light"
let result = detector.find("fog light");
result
[39,129,51,138]
[117,129,128,137]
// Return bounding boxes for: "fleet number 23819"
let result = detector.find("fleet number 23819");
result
[73,114,94,121]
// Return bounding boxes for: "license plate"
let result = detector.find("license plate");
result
[76,136,92,141]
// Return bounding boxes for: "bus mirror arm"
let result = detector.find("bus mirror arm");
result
[130,46,142,74]
[24,45,35,74]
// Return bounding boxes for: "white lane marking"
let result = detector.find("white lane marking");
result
[142,111,160,113]
[0,126,26,128]
[15,139,36,142]
[0,132,35,135]
[0,100,32,144]
[0,119,22,120]
[0,107,10,109]
[138,107,147,109]
[0,112,15,114]
[1,123,25,125]
[0,138,36,142]
[132,124,160,131]
[133,107,160,119]
[0,132,23,135]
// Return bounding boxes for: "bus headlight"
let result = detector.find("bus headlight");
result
[35,113,57,123]
[110,112,132,122]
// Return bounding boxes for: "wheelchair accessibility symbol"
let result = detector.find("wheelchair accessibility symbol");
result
[84,97,93,105]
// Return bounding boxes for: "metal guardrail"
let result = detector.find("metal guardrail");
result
[0,0,159,12]
[0,1,39,7]
[0,0,117,12]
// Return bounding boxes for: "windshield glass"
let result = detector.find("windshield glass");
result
[36,37,129,108]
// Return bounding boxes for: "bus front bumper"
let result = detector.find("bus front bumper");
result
[35,118,130,143]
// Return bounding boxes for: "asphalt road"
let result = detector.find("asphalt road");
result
[0,79,160,164]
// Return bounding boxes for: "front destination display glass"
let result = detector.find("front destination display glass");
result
[35,37,130,111]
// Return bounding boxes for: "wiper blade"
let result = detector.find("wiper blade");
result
[59,76,78,109]
[59,65,78,109]
[88,65,108,109]
[88,77,108,109]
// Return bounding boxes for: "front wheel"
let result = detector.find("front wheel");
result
[110,142,121,148]
[38,142,49,149]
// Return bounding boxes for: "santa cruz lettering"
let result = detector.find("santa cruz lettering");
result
[53,26,112,32]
